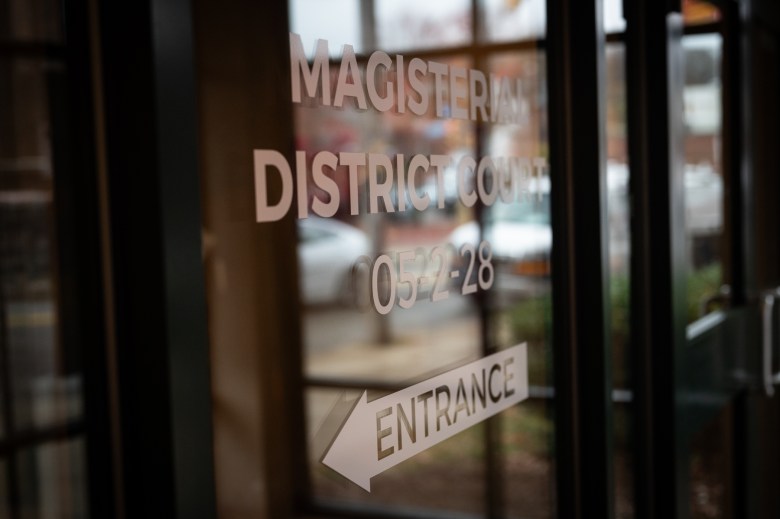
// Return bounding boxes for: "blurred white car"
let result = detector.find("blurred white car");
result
[297,217,370,306]
[448,189,553,305]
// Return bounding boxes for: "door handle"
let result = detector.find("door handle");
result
[761,288,780,396]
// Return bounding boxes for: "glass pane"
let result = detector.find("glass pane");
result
[481,49,553,519]
[298,54,480,385]
[16,439,89,519]
[0,56,83,432]
[1,3,88,516]
[204,0,552,515]
[501,399,554,518]
[308,387,488,514]
[689,406,732,518]
[478,0,545,43]
[682,33,725,323]
[606,40,633,519]
[288,10,556,519]
[297,51,488,516]
[376,0,472,52]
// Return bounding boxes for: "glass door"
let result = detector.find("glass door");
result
[676,2,780,518]
[676,5,742,517]
[289,1,553,516]
[625,1,780,517]
[191,0,778,517]
[192,0,600,517]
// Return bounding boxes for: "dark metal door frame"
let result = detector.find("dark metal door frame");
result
[546,0,615,518]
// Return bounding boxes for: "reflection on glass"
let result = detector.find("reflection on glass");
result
[482,49,550,360]
[606,40,633,519]
[606,43,630,382]
[683,33,725,323]
[0,57,83,433]
[486,52,547,156]
[1,5,89,512]
[298,218,371,307]
[689,406,732,518]
[476,50,553,519]
[376,0,471,52]
[297,52,479,382]
[16,440,88,519]
[292,1,553,516]
[479,0,545,43]
[296,48,486,514]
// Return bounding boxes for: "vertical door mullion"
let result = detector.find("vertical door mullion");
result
[625,1,687,517]
[546,1,614,518]
[0,291,20,519]
[97,0,217,515]
[59,0,121,515]
[468,1,506,516]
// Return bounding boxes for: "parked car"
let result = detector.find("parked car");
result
[448,185,552,306]
[297,217,370,306]
[447,161,723,305]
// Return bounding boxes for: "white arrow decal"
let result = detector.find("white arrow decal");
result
[322,343,528,491]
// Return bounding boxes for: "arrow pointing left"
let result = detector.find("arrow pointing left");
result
[321,343,528,491]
